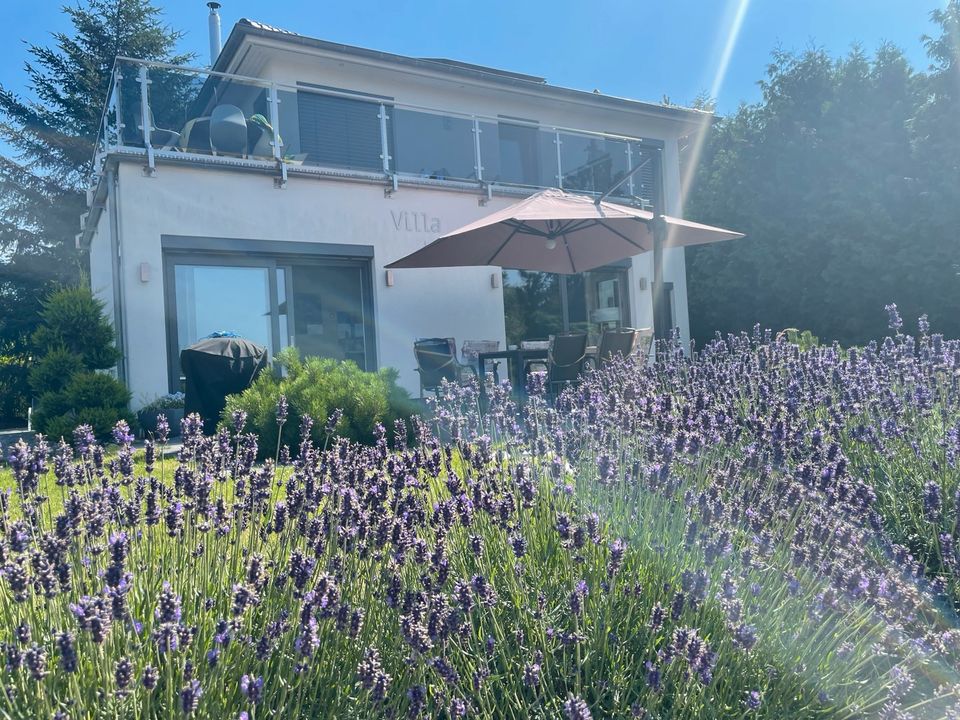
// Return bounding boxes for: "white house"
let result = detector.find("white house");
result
[80,14,710,407]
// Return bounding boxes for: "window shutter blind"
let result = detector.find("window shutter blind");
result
[297,92,384,171]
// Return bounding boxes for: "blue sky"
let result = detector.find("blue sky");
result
[0,0,946,114]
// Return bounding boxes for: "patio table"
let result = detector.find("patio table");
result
[478,345,599,395]
[478,348,547,393]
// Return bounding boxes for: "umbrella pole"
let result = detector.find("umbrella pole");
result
[651,215,668,343]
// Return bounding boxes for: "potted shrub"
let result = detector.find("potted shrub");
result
[137,392,185,438]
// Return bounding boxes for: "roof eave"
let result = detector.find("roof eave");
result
[215,20,712,128]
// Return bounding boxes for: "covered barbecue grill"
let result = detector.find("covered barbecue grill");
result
[180,336,268,434]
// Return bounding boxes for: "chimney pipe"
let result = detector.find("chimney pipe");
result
[207,2,222,66]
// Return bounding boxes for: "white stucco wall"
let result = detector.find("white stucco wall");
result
[110,162,514,406]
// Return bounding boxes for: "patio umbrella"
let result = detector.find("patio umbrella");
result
[385,188,743,275]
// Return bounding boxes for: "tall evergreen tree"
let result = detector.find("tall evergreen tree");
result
[0,1,192,425]
[685,3,960,346]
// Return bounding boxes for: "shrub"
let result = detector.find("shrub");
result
[139,392,185,412]
[28,347,85,395]
[33,371,133,441]
[32,286,119,371]
[30,285,130,440]
[223,347,417,453]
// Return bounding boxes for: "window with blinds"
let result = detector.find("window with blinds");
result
[629,145,659,207]
[296,91,386,172]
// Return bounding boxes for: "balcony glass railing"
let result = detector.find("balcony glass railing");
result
[91,58,660,206]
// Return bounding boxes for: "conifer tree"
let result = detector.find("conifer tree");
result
[0,1,192,424]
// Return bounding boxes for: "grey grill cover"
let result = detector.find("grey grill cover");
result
[180,337,268,434]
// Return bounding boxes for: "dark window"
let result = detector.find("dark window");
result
[297,92,383,171]
[502,266,631,347]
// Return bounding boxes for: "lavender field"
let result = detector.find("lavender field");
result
[2,308,960,718]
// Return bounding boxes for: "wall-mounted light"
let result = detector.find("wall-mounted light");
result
[385,269,395,287]
[138,262,150,283]
[638,276,648,291]
[490,272,500,289]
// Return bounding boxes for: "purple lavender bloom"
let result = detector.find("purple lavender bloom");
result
[885,303,903,332]
[181,679,202,714]
[923,481,942,523]
[240,674,264,703]
[56,632,77,673]
[115,657,133,690]
[232,409,248,434]
[745,690,762,710]
[276,396,289,425]
[564,694,593,720]
[112,420,134,446]
[649,603,665,631]
[608,538,626,577]
[155,414,170,444]
[324,408,343,436]
[645,660,661,692]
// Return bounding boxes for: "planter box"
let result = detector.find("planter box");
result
[137,408,184,438]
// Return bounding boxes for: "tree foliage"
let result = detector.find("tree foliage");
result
[29,285,132,441]
[685,4,960,346]
[0,0,191,425]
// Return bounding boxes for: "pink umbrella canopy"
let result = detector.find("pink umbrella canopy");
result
[386,188,743,274]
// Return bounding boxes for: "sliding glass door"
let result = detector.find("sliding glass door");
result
[502,265,631,347]
[173,264,275,354]
[165,253,374,391]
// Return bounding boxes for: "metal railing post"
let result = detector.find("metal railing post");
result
[554,130,563,188]
[625,142,634,197]
[268,83,287,187]
[136,64,154,173]
[111,68,124,149]
[378,103,391,174]
[472,117,483,182]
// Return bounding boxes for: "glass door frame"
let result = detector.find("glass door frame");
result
[163,250,376,393]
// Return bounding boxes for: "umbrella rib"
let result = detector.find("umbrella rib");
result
[486,224,522,266]
[562,234,577,274]
[559,219,598,235]
[505,219,549,238]
[597,220,647,250]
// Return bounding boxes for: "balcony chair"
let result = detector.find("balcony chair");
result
[635,328,654,362]
[138,110,180,150]
[526,332,588,395]
[461,339,501,382]
[413,337,476,399]
[595,327,639,368]
[178,116,211,153]
[209,104,248,156]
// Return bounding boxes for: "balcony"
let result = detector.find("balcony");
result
[90,58,661,206]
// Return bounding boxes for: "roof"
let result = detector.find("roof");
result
[215,18,710,126]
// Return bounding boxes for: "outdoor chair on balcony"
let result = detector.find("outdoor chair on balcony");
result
[209,104,248,156]
[138,110,180,150]
[178,116,211,153]
[413,337,476,399]
[527,332,588,395]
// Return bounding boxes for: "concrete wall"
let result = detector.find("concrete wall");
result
[110,162,512,406]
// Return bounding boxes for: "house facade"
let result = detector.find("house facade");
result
[81,18,710,407]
